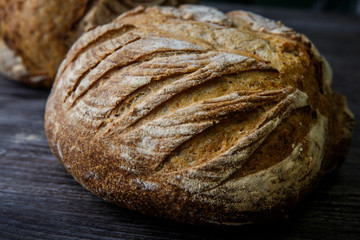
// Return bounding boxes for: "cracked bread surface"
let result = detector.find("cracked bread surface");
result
[45,5,354,224]
[0,0,196,87]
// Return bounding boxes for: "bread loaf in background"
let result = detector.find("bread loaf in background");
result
[0,0,196,87]
[45,5,354,225]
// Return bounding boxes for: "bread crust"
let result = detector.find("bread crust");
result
[45,5,354,224]
[0,0,196,87]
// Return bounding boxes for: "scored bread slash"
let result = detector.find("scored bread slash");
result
[45,4,354,225]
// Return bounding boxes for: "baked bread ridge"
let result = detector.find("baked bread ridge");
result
[0,0,196,87]
[45,5,354,224]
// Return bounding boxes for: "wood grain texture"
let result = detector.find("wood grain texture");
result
[0,2,360,239]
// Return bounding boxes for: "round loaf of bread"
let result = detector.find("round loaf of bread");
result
[45,5,354,225]
[0,0,195,87]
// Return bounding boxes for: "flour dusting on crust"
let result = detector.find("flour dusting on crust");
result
[44,5,354,225]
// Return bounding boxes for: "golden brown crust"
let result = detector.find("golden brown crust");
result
[45,5,354,224]
[0,0,90,87]
[0,0,196,87]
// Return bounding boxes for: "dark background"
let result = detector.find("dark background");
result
[0,1,359,240]
[201,0,360,15]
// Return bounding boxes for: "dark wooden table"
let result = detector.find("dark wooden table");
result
[1,3,359,239]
